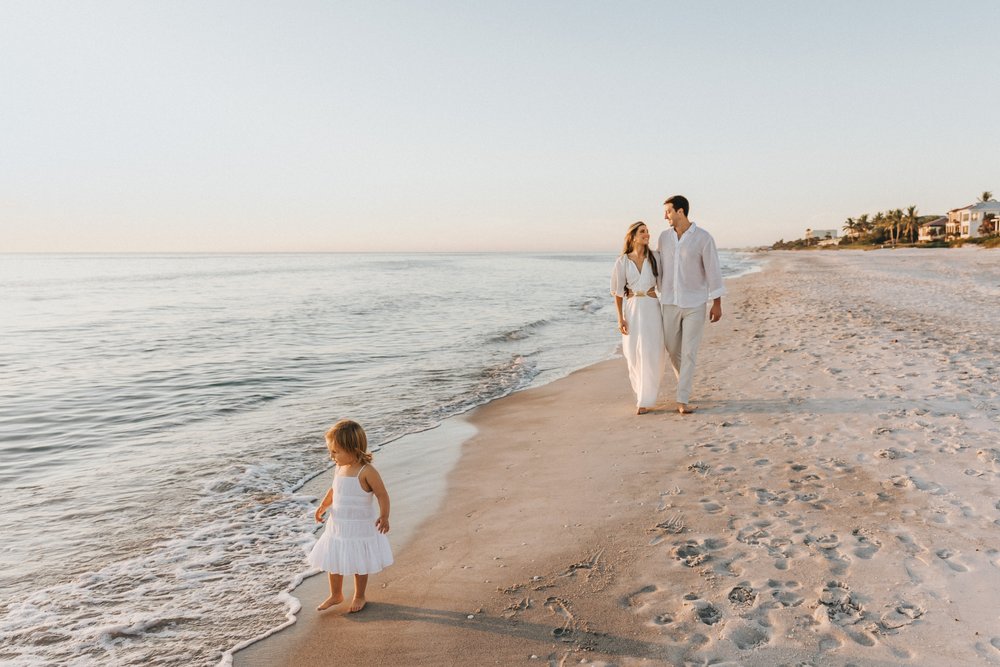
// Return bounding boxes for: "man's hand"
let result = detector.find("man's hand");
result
[709,299,723,323]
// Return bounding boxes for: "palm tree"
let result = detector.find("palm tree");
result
[981,191,994,202]
[892,208,905,245]
[872,211,886,243]
[857,213,871,237]
[905,205,919,243]
[842,217,857,239]
[885,210,896,245]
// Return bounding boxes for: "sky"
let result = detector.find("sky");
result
[2,1,998,252]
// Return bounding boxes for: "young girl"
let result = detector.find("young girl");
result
[610,221,665,414]
[307,419,393,613]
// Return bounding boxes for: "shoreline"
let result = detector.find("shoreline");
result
[222,418,478,665]
[227,256,764,665]
[235,247,1000,665]
[232,265,766,666]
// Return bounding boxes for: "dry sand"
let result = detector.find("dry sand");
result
[235,247,1000,666]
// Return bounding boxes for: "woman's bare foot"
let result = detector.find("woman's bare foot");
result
[636,407,649,415]
[677,403,698,414]
[348,596,367,613]
[317,594,344,611]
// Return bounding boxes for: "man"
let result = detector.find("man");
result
[656,195,726,414]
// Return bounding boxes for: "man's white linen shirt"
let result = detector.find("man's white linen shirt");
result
[656,222,727,308]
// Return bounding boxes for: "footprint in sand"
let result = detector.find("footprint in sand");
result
[810,534,841,550]
[818,634,843,652]
[818,580,864,625]
[895,532,927,556]
[712,551,745,578]
[687,461,711,475]
[818,457,855,473]
[875,447,909,460]
[736,520,772,546]
[768,537,803,571]
[818,581,878,647]
[806,533,852,575]
[672,541,709,567]
[952,500,977,519]
[887,474,913,488]
[935,548,970,572]
[622,584,658,609]
[725,622,770,649]
[699,498,726,514]
[766,579,804,608]
[877,602,925,633]
[903,557,928,585]
[755,488,790,506]
[909,474,948,495]
[727,585,756,607]
[851,528,882,559]
[796,492,829,509]
[694,602,722,626]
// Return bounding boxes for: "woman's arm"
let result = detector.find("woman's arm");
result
[615,295,628,335]
[611,256,628,335]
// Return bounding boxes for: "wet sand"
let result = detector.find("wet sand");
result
[235,247,1000,666]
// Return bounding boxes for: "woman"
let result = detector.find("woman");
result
[610,221,665,414]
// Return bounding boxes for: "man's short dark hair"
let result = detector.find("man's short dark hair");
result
[664,195,690,217]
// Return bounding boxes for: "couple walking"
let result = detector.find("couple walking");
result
[610,195,726,415]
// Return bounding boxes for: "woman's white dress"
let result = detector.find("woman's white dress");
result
[611,254,665,408]
[307,465,393,575]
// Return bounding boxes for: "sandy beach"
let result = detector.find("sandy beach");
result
[235,247,1000,666]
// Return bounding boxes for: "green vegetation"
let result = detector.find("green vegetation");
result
[771,192,998,250]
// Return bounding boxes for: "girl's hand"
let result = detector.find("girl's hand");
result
[618,318,628,335]
[314,506,327,523]
[375,516,390,534]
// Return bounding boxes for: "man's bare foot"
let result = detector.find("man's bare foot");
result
[636,407,649,415]
[677,403,698,414]
[317,594,344,611]
[348,596,367,613]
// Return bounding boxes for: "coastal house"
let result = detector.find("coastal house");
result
[946,201,1000,238]
[805,228,839,246]
[918,216,947,242]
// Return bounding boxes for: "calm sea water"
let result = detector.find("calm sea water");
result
[0,251,758,666]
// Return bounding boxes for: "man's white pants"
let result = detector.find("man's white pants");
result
[660,303,706,404]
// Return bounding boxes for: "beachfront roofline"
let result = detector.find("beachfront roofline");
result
[804,228,838,239]
[946,201,1000,239]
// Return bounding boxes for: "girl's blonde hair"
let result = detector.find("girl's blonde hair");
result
[325,419,373,464]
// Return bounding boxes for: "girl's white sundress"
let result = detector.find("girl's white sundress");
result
[307,464,393,575]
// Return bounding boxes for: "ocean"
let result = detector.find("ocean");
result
[0,251,759,666]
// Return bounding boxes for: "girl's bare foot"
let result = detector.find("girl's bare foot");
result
[348,596,367,613]
[636,407,649,415]
[677,403,698,414]
[317,594,344,611]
